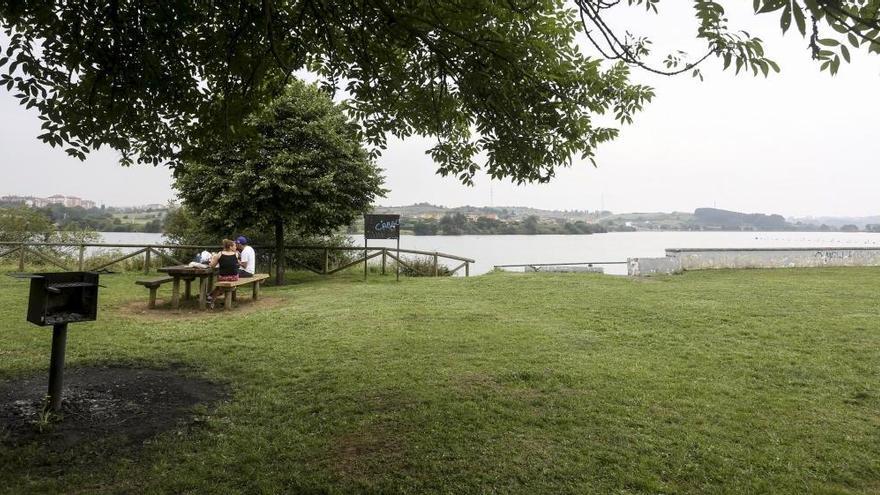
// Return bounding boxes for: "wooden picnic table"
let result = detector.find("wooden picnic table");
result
[157,265,217,310]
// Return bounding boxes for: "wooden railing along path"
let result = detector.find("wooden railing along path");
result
[0,242,475,277]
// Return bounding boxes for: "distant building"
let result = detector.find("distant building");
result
[415,212,443,220]
[0,195,27,204]
[3,194,96,208]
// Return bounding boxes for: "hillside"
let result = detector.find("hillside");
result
[367,204,878,233]
[373,203,604,222]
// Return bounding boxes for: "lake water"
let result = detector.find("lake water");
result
[100,231,880,276]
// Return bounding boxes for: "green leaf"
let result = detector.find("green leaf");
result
[847,33,859,47]
[780,4,792,34]
[792,5,806,36]
[757,0,785,14]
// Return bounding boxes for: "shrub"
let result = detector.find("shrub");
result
[398,255,452,277]
[83,248,147,272]
[0,206,100,270]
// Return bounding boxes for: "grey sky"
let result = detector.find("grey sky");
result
[2,3,878,217]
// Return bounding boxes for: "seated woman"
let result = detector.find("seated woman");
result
[207,239,239,307]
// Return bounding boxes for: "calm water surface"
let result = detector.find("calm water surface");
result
[100,231,880,276]
[353,231,880,275]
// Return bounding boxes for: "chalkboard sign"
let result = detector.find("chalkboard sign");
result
[364,214,400,240]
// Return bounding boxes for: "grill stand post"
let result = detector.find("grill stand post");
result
[46,323,68,413]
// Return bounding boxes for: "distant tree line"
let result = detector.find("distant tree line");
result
[406,214,606,236]
[0,203,164,233]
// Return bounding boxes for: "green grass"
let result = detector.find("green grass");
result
[1,268,879,494]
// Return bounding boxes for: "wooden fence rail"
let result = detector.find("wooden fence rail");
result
[0,242,474,277]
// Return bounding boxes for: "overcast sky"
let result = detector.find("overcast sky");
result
[2,4,878,217]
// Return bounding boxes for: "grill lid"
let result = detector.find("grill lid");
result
[47,282,100,289]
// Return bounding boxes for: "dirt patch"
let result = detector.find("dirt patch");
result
[0,366,229,452]
[328,390,415,483]
[455,371,581,403]
[115,295,286,320]
[333,423,407,482]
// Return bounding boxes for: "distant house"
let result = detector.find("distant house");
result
[415,212,443,220]
[46,194,66,205]
[0,195,27,205]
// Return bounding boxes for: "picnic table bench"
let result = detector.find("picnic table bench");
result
[135,275,174,309]
[215,274,270,310]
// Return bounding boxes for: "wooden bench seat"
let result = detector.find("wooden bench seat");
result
[214,274,270,310]
[135,276,174,309]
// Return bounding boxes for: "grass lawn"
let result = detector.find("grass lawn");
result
[0,267,878,494]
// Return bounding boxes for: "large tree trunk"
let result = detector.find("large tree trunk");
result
[274,219,285,286]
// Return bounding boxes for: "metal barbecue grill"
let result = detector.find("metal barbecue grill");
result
[15,271,101,412]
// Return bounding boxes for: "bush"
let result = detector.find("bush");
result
[83,248,147,272]
[0,206,101,270]
[398,256,452,277]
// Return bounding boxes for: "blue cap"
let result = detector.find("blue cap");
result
[236,236,248,244]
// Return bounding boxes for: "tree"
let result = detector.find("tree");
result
[412,219,439,236]
[143,218,163,233]
[523,216,540,235]
[0,206,53,243]
[173,80,385,284]
[439,213,467,235]
[1,2,877,183]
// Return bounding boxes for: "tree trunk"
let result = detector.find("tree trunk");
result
[275,219,285,286]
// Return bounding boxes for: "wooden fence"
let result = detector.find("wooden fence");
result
[0,242,475,277]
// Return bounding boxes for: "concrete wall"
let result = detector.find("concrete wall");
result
[666,247,880,271]
[627,257,682,276]
[627,247,880,276]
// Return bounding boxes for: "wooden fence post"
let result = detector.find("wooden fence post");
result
[381,248,387,275]
[77,245,85,271]
[465,262,469,277]
[433,252,439,277]
[323,248,329,274]
[18,243,25,271]
[144,247,151,275]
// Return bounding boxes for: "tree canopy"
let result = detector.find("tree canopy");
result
[1,1,878,183]
[172,79,385,283]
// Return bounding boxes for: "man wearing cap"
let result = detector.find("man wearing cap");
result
[236,236,255,278]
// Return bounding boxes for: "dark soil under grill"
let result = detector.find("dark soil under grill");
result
[0,366,228,452]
